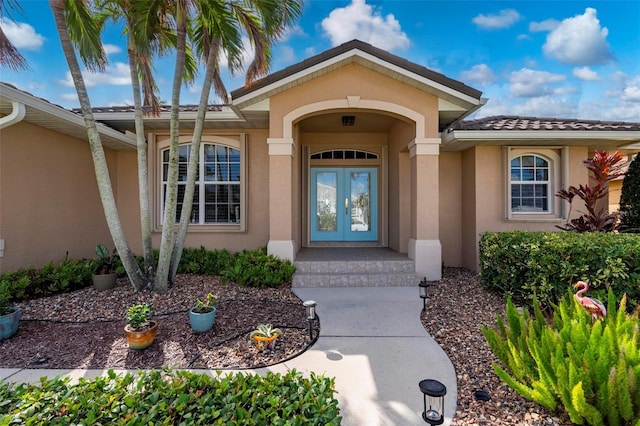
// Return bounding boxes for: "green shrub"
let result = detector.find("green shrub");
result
[223,247,296,288]
[0,368,341,425]
[0,258,93,303]
[620,153,640,233]
[178,246,234,275]
[479,231,640,310]
[482,291,640,425]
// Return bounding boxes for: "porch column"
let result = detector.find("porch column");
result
[266,138,296,261]
[408,137,442,280]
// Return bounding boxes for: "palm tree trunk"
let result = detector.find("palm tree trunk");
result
[169,45,219,282]
[50,0,145,290]
[154,4,188,291]
[126,36,155,283]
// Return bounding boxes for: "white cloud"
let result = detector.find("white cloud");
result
[103,44,122,55]
[517,34,531,41]
[0,18,45,50]
[59,62,131,88]
[572,67,599,81]
[472,9,520,30]
[280,25,306,41]
[529,19,559,32]
[460,64,496,86]
[510,68,566,97]
[305,47,316,57]
[278,46,296,63]
[60,93,78,101]
[321,0,410,51]
[543,8,613,65]
[621,76,640,103]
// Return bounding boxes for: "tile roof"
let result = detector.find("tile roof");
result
[452,115,640,131]
[230,39,482,101]
[78,104,223,114]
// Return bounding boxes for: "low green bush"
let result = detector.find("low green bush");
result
[0,258,93,304]
[178,246,235,275]
[482,291,640,425]
[0,368,341,425]
[223,247,296,288]
[479,231,640,310]
[0,247,295,302]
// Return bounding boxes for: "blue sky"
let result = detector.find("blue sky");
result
[1,0,639,121]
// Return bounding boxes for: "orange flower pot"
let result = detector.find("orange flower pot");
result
[252,333,279,350]
[124,321,158,350]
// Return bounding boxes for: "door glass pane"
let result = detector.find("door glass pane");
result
[350,172,370,232]
[316,172,337,231]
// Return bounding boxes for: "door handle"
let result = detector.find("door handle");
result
[345,197,349,215]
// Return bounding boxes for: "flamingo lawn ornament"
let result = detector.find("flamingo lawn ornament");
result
[574,281,607,320]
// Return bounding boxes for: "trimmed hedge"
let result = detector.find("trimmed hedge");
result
[479,231,640,310]
[0,247,296,305]
[0,369,341,425]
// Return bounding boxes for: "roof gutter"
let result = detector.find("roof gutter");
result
[0,101,26,129]
[442,129,640,144]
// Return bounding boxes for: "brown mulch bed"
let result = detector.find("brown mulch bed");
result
[2,268,577,424]
[0,275,312,370]
[422,268,572,426]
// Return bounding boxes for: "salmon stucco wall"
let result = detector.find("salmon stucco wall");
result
[439,152,462,267]
[461,145,590,270]
[0,121,114,272]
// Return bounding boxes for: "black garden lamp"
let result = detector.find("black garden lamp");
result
[419,379,447,425]
[303,300,317,339]
[418,277,431,310]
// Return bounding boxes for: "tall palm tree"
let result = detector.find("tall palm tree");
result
[0,0,29,70]
[49,0,303,291]
[49,0,146,290]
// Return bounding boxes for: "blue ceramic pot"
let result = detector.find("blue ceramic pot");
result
[189,306,216,332]
[0,307,21,340]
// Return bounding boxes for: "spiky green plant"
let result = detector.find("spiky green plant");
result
[482,290,640,425]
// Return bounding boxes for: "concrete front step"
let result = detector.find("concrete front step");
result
[293,272,421,287]
[293,259,420,287]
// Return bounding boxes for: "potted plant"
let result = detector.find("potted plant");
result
[189,293,217,333]
[92,243,118,290]
[0,284,21,341]
[250,323,282,350]
[124,303,157,350]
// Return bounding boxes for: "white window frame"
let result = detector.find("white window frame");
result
[505,147,563,220]
[154,134,247,232]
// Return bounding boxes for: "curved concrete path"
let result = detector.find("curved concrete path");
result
[289,286,457,426]
[0,287,457,425]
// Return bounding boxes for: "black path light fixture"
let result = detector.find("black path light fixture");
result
[419,379,447,425]
[418,277,432,310]
[303,300,317,340]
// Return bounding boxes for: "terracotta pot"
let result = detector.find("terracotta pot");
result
[252,333,279,350]
[0,307,21,341]
[92,273,117,290]
[124,321,158,350]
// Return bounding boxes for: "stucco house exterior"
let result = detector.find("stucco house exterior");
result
[1,40,640,280]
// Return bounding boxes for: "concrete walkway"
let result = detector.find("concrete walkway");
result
[1,287,456,425]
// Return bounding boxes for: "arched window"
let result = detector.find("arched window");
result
[510,154,550,213]
[161,143,241,224]
[310,149,378,160]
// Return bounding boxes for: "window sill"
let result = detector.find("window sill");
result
[505,217,565,223]
[154,224,245,233]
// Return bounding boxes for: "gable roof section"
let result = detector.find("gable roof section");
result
[442,115,640,152]
[230,39,484,130]
[0,82,136,150]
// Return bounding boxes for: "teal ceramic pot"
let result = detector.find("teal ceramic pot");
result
[189,306,217,332]
[0,307,21,340]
